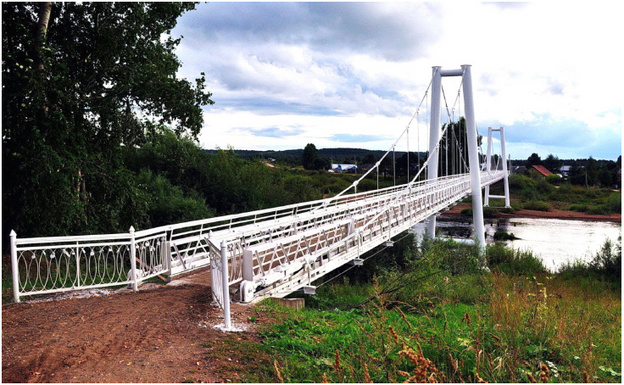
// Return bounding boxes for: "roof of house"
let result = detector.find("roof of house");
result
[531,165,553,177]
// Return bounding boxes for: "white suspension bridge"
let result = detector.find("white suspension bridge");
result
[10,65,511,330]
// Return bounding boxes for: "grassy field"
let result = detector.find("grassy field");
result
[251,238,621,383]
[505,174,621,214]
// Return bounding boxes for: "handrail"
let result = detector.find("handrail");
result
[10,170,507,303]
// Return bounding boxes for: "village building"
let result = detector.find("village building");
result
[531,165,554,177]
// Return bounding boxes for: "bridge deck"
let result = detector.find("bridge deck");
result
[10,171,506,304]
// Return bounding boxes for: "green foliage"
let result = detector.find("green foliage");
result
[543,154,562,173]
[301,143,330,171]
[605,192,622,212]
[356,178,378,191]
[527,152,542,167]
[487,243,547,275]
[333,233,419,285]
[545,173,562,185]
[522,200,552,211]
[507,174,620,214]
[559,237,621,289]
[136,170,213,227]
[3,3,212,240]
[492,230,518,241]
[260,240,621,383]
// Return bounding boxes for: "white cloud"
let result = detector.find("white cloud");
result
[174,2,623,160]
[198,109,426,153]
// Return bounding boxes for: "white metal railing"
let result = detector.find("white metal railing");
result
[9,226,168,302]
[242,171,503,301]
[9,170,506,304]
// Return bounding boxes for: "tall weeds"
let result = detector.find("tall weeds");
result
[260,238,621,383]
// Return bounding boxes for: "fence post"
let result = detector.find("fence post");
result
[10,230,20,303]
[129,226,138,291]
[220,240,232,329]
[75,241,81,288]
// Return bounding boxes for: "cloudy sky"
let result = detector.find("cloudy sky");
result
[172,1,622,160]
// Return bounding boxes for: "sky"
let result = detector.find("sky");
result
[172,1,623,160]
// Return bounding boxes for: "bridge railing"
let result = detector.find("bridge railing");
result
[9,170,506,303]
[8,179,410,302]
[9,226,168,302]
[247,172,487,300]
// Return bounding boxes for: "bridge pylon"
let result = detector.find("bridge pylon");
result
[426,65,486,253]
[484,127,511,208]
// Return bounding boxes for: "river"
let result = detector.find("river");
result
[412,217,622,272]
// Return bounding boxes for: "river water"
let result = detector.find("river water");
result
[412,217,622,272]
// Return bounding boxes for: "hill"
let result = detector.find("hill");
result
[204,147,421,165]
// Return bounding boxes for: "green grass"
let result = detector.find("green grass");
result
[504,174,621,214]
[521,200,552,211]
[487,242,548,275]
[256,239,621,383]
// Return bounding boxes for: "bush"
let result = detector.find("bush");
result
[545,174,563,185]
[357,178,378,192]
[137,170,213,227]
[558,237,621,288]
[590,238,621,284]
[605,192,621,213]
[587,205,609,215]
[486,243,547,275]
[536,178,555,195]
[482,206,499,218]
[522,200,551,211]
[493,230,518,241]
[569,204,588,212]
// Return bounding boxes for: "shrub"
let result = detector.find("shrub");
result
[605,192,621,213]
[357,178,378,192]
[569,204,588,212]
[590,238,621,285]
[486,243,547,275]
[558,237,621,289]
[536,178,555,195]
[545,174,563,185]
[587,205,609,215]
[493,230,518,241]
[522,200,551,211]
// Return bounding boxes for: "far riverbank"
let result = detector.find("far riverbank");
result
[441,203,621,223]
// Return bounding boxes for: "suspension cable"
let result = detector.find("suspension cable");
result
[407,126,410,183]
[314,78,434,210]
[392,144,396,186]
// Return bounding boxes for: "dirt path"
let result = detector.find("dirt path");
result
[2,269,269,383]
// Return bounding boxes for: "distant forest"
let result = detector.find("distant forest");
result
[205,147,417,166]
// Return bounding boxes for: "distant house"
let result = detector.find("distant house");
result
[531,165,553,177]
[331,163,358,173]
[559,165,572,177]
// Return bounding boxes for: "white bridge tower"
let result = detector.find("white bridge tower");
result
[426,65,486,251]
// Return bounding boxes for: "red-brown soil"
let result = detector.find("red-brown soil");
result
[440,203,621,223]
[2,269,271,383]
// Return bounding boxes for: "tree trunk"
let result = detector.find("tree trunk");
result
[35,2,52,71]
[35,2,52,133]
